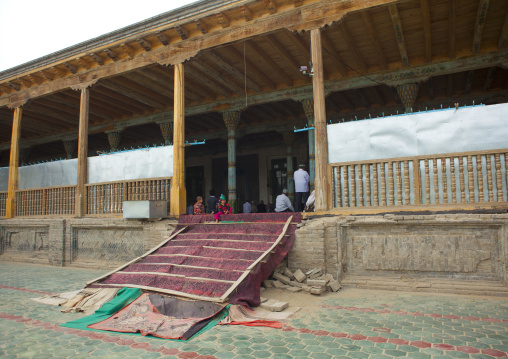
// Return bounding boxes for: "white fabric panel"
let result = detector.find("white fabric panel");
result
[328,103,508,163]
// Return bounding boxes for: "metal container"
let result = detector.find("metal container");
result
[123,200,168,219]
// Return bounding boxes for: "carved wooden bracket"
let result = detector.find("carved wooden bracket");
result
[156,48,201,67]
[70,79,99,91]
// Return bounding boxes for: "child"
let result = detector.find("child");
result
[214,194,232,222]
[193,196,205,215]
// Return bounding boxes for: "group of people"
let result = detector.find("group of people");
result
[274,163,311,213]
[187,163,312,221]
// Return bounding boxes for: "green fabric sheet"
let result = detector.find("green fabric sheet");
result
[61,287,229,341]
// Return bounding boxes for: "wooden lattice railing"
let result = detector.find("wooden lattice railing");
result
[2,177,171,217]
[0,192,6,217]
[15,185,76,216]
[329,149,508,210]
[86,177,171,215]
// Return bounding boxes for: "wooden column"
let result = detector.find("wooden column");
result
[223,110,241,212]
[170,63,187,216]
[301,99,315,190]
[6,107,22,219]
[282,131,295,203]
[311,28,329,211]
[75,88,90,217]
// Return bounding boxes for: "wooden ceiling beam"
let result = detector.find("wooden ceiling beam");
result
[90,87,151,113]
[226,45,275,89]
[156,32,171,46]
[449,0,456,58]
[175,26,189,40]
[196,20,208,34]
[147,65,209,101]
[389,4,409,67]
[123,72,174,97]
[39,70,54,81]
[121,43,135,57]
[185,64,233,97]
[321,33,348,77]
[63,62,78,74]
[245,40,293,86]
[472,0,490,54]
[240,5,253,21]
[420,0,432,62]
[264,34,307,80]
[190,60,244,93]
[24,103,78,125]
[264,0,277,14]
[7,82,20,91]
[138,38,152,52]
[206,50,260,92]
[100,79,167,110]
[104,48,119,61]
[498,9,508,49]
[339,22,367,74]
[50,92,120,119]
[483,67,496,91]
[216,12,230,28]
[183,76,216,102]
[360,11,388,70]
[88,52,105,65]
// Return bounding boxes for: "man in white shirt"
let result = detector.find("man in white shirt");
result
[294,163,310,212]
[275,189,294,212]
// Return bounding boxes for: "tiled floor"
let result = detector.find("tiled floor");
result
[0,262,507,358]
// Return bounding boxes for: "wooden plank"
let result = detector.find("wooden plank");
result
[360,11,387,70]
[137,262,244,272]
[413,159,421,205]
[86,226,188,285]
[499,10,508,49]
[339,23,367,73]
[449,0,456,58]
[420,0,432,62]
[245,40,293,86]
[321,32,348,77]
[118,271,235,284]
[220,216,292,301]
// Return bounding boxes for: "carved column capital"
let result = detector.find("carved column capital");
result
[301,98,315,126]
[396,83,419,113]
[62,139,77,159]
[158,121,174,145]
[105,130,122,151]
[223,111,241,133]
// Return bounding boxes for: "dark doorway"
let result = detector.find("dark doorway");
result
[185,166,205,207]
[269,157,297,204]
[212,154,259,209]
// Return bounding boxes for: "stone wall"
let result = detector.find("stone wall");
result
[0,218,177,269]
[289,214,508,285]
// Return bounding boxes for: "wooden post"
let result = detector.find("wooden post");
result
[311,28,329,211]
[75,88,89,217]
[170,63,187,216]
[6,107,22,218]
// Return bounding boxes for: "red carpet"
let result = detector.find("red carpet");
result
[88,213,300,306]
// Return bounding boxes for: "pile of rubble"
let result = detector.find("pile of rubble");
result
[263,267,342,296]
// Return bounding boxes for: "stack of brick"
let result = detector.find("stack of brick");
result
[263,267,341,296]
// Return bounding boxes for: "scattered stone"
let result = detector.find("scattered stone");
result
[305,268,320,276]
[288,280,305,288]
[260,297,268,303]
[302,285,312,292]
[284,267,296,280]
[293,269,307,283]
[320,273,334,284]
[307,279,327,287]
[308,270,323,279]
[260,287,266,292]
[310,286,326,295]
[286,287,302,293]
[328,280,342,292]
[273,272,291,285]
[272,280,286,288]
[261,299,289,312]
[263,280,274,288]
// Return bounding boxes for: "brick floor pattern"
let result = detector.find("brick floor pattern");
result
[0,262,507,358]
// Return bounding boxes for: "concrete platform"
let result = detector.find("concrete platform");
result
[1,261,507,358]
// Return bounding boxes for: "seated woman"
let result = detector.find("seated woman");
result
[214,194,232,222]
